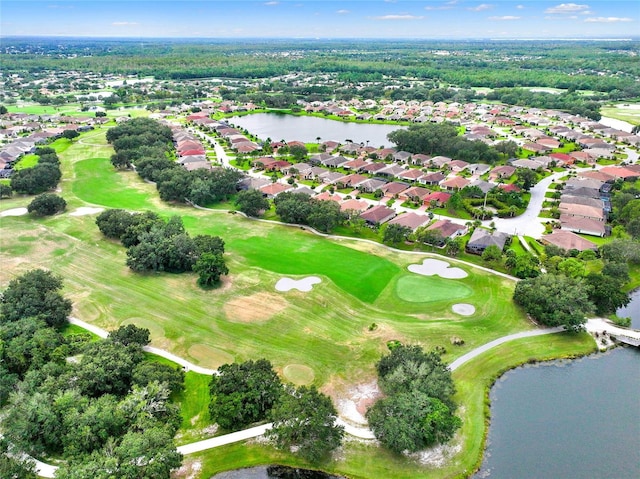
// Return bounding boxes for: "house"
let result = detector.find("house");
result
[411,153,430,166]
[315,191,341,203]
[343,158,369,171]
[398,186,431,203]
[259,182,292,198]
[467,164,491,176]
[418,172,446,186]
[309,152,333,166]
[318,171,345,184]
[441,176,470,191]
[337,174,368,189]
[340,199,368,214]
[360,205,397,225]
[449,160,470,172]
[522,143,550,154]
[600,166,640,181]
[237,177,271,191]
[423,191,452,207]
[497,183,521,193]
[380,181,410,197]
[393,151,412,163]
[426,219,468,240]
[361,163,387,174]
[511,159,544,170]
[357,178,387,193]
[466,229,510,254]
[541,230,598,252]
[378,165,407,178]
[560,195,604,210]
[303,166,329,180]
[387,212,430,231]
[489,165,516,181]
[397,168,424,182]
[322,155,349,168]
[559,215,607,237]
[183,161,213,171]
[428,156,453,168]
[558,203,605,222]
[469,180,496,195]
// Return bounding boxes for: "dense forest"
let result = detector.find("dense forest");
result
[2,38,639,97]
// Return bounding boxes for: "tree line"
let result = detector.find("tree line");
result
[0,270,184,478]
[107,117,243,206]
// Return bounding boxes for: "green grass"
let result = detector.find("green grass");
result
[600,105,640,126]
[395,274,472,303]
[14,154,39,170]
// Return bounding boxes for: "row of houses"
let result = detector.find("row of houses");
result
[167,124,212,172]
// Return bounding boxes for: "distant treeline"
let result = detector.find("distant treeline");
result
[3,39,639,98]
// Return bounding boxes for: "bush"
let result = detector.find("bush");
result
[27,193,66,216]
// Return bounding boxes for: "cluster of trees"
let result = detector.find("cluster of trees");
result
[609,185,640,240]
[366,344,461,454]
[514,240,636,330]
[96,210,228,284]
[235,189,270,217]
[10,146,62,195]
[0,270,184,478]
[485,89,602,120]
[274,192,345,233]
[209,359,344,463]
[387,123,500,165]
[107,118,244,206]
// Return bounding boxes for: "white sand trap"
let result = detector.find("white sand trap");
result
[408,258,468,279]
[452,303,475,316]
[275,276,321,292]
[0,207,28,217]
[69,207,105,216]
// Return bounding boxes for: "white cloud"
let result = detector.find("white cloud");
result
[425,5,454,11]
[372,14,424,21]
[112,22,139,26]
[581,10,592,14]
[516,4,525,9]
[336,9,350,14]
[467,4,493,12]
[489,16,521,21]
[584,16,633,23]
[264,1,279,5]
[545,3,590,14]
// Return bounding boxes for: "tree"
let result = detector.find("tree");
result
[75,341,144,398]
[415,227,444,247]
[510,254,541,279]
[384,224,412,245]
[193,234,225,256]
[557,257,585,278]
[193,252,228,286]
[10,163,62,195]
[62,129,80,141]
[366,391,461,454]
[445,237,463,257]
[0,183,12,198]
[584,273,630,316]
[109,324,151,347]
[513,274,594,331]
[599,239,640,264]
[235,189,269,217]
[1,269,72,328]
[209,359,282,430]
[481,244,502,262]
[132,362,185,395]
[27,193,66,216]
[267,385,344,463]
[289,144,308,161]
[96,209,136,239]
[515,168,537,191]
[601,261,630,284]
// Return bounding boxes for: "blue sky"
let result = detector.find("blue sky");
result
[1,1,638,39]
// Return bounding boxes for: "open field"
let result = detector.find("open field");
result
[0,128,600,478]
[600,103,640,126]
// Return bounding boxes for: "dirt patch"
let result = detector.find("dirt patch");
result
[223,292,288,323]
[69,206,105,216]
[336,380,382,426]
[171,458,202,479]
[283,364,315,385]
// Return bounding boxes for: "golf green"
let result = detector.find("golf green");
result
[395,274,473,303]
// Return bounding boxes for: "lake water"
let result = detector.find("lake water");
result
[227,113,404,148]
[475,290,640,479]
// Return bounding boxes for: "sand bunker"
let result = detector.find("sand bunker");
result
[275,276,321,292]
[452,303,476,316]
[69,207,105,216]
[0,207,28,217]
[408,258,467,279]
[337,381,382,426]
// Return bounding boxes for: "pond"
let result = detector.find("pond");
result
[475,290,640,479]
[227,113,405,148]
[212,465,345,479]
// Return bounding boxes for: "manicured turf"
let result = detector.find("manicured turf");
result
[72,157,158,210]
[395,274,472,303]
